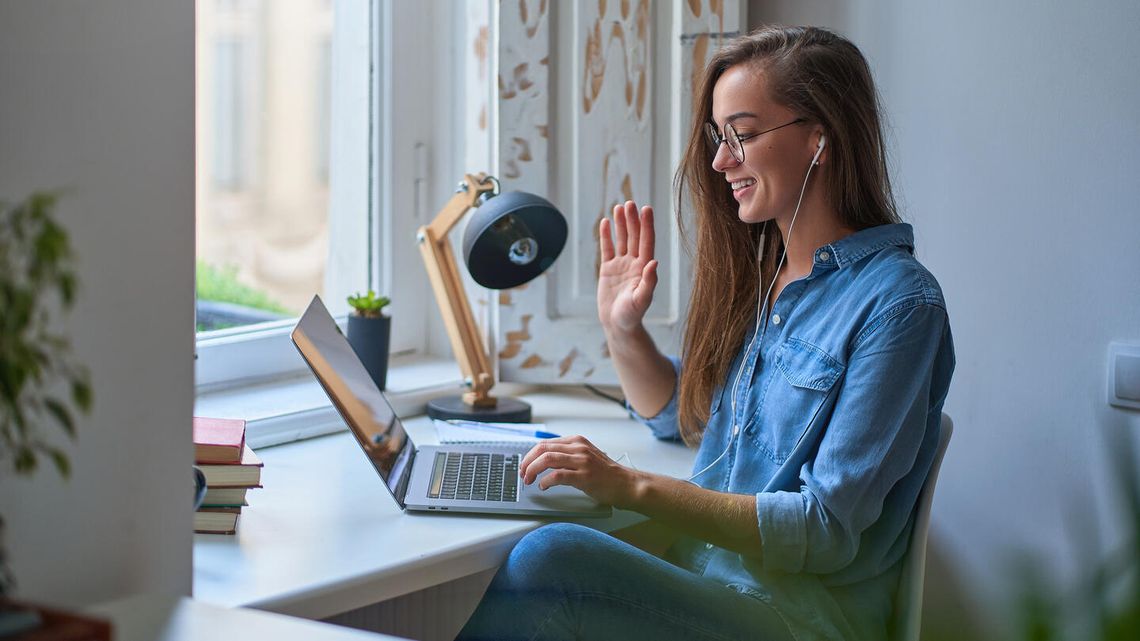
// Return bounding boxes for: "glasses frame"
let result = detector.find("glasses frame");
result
[705,117,806,164]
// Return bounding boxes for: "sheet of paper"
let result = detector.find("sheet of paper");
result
[432,419,549,444]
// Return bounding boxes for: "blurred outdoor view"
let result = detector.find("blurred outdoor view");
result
[195,0,334,332]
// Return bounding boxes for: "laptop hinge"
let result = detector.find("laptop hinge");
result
[393,446,415,508]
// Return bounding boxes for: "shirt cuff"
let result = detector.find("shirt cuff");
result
[755,490,807,573]
[625,356,681,440]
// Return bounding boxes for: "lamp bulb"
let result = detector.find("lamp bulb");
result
[508,238,538,265]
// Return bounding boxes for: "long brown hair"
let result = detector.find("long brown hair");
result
[674,25,900,442]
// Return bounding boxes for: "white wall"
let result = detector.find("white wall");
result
[0,0,194,606]
[749,0,1140,636]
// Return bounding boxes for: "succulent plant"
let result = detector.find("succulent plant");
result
[346,290,391,318]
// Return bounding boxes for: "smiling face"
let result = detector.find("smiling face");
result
[710,64,819,225]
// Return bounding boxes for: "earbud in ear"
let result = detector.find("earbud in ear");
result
[812,134,826,166]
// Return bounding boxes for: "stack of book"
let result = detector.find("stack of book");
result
[193,417,263,535]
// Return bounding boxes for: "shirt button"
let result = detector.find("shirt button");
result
[705,543,714,550]
[818,251,830,262]
[772,314,781,325]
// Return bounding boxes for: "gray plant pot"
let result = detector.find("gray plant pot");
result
[347,314,391,390]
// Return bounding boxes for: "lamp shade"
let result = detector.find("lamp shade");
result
[461,191,568,290]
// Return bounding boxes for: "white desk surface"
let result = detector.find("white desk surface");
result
[89,594,410,641]
[193,388,695,620]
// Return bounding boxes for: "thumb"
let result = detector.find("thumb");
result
[632,260,658,310]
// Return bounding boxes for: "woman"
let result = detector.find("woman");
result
[459,25,954,641]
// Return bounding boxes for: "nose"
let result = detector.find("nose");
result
[710,141,738,173]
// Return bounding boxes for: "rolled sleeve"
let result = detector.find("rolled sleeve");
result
[755,489,807,572]
[625,356,682,441]
[756,302,953,575]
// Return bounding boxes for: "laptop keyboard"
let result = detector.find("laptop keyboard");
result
[428,452,519,502]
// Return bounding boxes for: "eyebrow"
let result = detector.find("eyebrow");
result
[717,111,761,126]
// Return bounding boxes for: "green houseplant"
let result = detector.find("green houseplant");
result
[346,290,392,390]
[0,192,92,597]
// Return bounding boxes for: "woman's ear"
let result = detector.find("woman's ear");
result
[812,132,827,166]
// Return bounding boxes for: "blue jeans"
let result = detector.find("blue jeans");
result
[457,523,796,641]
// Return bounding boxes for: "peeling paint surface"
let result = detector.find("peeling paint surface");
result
[558,348,580,378]
[498,313,533,360]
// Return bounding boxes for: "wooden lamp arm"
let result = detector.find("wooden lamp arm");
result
[416,174,498,407]
[427,173,496,238]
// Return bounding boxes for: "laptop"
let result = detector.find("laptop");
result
[290,295,611,518]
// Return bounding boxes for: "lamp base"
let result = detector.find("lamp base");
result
[426,395,532,423]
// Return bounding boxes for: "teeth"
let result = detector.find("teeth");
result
[731,178,756,190]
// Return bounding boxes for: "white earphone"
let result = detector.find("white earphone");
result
[688,131,826,483]
[812,134,827,166]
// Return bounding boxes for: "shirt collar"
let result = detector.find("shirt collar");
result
[818,223,914,269]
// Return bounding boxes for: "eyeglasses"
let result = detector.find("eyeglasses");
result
[704,117,806,163]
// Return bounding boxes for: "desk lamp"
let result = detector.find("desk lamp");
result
[416,173,567,423]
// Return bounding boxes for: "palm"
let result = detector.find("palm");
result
[598,252,648,329]
[597,201,658,333]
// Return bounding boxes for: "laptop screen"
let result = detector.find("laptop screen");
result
[291,295,414,506]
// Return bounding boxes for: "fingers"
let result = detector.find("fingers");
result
[521,451,582,485]
[624,202,640,257]
[519,437,574,475]
[599,217,615,262]
[603,201,654,265]
[613,203,629,255]
[519,436,592,480]
[538,469,581,491]
[638,205,655,262]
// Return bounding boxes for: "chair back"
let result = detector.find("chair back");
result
[891,412,954,641]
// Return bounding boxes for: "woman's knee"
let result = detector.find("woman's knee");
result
[499,523,615,588]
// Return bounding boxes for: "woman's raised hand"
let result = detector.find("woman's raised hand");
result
[597,201,658,335]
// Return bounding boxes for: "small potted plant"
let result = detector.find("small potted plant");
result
[346,290,392,390]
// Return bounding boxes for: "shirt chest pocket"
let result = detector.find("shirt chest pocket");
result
[744,338,845,463]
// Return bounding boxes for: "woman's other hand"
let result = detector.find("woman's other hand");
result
[519,435,642,508]
[597,201,658,335]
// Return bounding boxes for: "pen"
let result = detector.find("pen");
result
[446,419,560,440]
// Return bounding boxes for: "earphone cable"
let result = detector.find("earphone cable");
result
[687,155,819,483]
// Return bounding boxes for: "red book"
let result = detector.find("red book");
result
[192,416,246,464]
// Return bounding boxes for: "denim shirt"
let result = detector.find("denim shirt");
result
[630,223,955,641]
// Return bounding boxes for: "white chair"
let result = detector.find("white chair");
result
[890,412,954,641]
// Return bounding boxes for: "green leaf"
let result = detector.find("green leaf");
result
[47,447,71,479]
[10,405,27,438]
[44,397,76,439]
[14,446,36,475]
[72,377,93,413]
[59,273,77,307]
[346,290,391,316]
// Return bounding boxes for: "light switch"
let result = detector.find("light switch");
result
[1108,342,1140,410]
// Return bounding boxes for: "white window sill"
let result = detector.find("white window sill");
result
[194,354,469,449]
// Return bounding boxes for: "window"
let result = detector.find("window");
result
[195,0,458,390]
[211,37,250,191]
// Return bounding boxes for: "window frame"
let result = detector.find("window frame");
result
[195,0,454,392]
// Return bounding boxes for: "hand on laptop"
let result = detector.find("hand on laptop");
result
[519,435,643,508]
